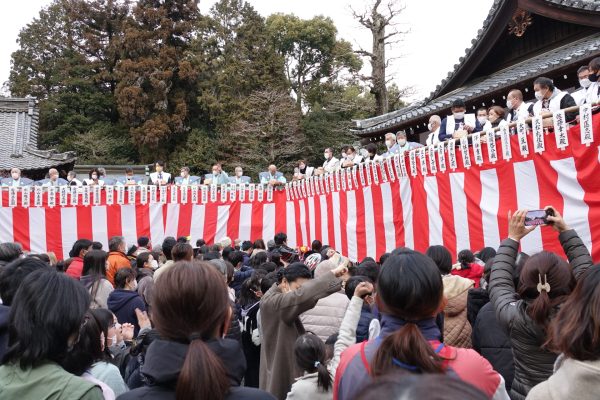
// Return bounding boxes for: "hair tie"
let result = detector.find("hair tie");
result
[314,361,321,368]
[188,333,202,343]
[537,273,551,294]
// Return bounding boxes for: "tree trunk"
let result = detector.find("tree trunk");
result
[371,15,388,115]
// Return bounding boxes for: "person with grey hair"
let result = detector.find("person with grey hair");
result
[42,168,62,187]
[1,168,32,187]
[394,131,423,154]
[322,147,340,174]
[67,171,82,186]
[426,115,442,146]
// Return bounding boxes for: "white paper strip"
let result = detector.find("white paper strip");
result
[181,185,189,204]
[365,161,372,184]
[472,133,483,166]
[159,185,167,204]
[437,143,446,172]
[170,185,178,203]
[352,166,359,187]
[448,140,458,170]
[266,184,273,202]
[140,185,148,205]
[486,130,498,164]
[340,169,347,191]
[532,115,545,153]
[418,148,427,175]
[248,184,255,202]
[409,150,418,176]
[22,186,30,208]
[82,185,91,206]
[580,104,593,146]
[500,125,512,161]
[9,187,17,207]
[221,184,228,203]
[34,186,43,207]
[335,170,341,191]
[459,136,471,169]
[92,185,101,206]
[59,186,68,206]
[239,184,246,202]
[128,186,136,205]
[325,175,331,194]
[148,185,157,204]
[49,186,57,208]
[553,110,568,150]
[106,186,114,205]
[210,184,217,203]
[380,160,388,182]
[201,185,208,204]
[517,119,529,156]
[428,145,437,173]
[190,185,198,204]
[372,162,380,185]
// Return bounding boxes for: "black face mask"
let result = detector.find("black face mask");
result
[590,72,599,83]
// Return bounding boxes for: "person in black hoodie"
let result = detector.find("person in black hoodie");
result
[108,268,146,336]
[0,257,48,360]
[118,260,274,400]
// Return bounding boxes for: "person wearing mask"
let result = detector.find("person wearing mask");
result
[117,167,140,186]
[585,57,600,105]
[83,168,105,187]
[106,236,131,286]
[426,245,475,349]
[0,268,104,400]
[107,268,146,336]
[231,166,250,184]
[527,266,600,400]
[1,168,31,187]
[382,132,397,156]
[571,66,592,106]
[300,260,351,341]
[483,106,509,131]
[43,168,66,187]
[363,143,382,162]
[426,115,442,146]
[532,77,578,122]
[394,131,421,154]
[322,147,340,173]
[341,146,363,168]
[119,261,274,400]
[135,251,158,271]
[294,160,314,180]
[148,161,171,186]
[505,89,532,122]
[476,107,488,126]
[80,250,114,310]
[489,207,592,400]
[67,171,82,186]
[204,163,229,185]
[439,99,483,141]
[66,239,94,280]
[334,251,509,400]
[260,262,348,399]
[260,165,286,187]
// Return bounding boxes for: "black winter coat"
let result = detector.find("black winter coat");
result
[117,338,274,400]
[0,305,9,361]
[467,287,489,326]
[472,301,514,392]
[489,229,592,400]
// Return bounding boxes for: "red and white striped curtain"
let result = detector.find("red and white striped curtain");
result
[1,112,599,262]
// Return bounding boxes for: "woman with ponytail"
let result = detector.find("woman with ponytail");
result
[334,251,509,400]
[488,208,592,400]
[119,261,274,400]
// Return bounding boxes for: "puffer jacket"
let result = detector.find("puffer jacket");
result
[467,287,490,326]
[442,274,474,348]
[489,229,592,400]
[300,292,349,342]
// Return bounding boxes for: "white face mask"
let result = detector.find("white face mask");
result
[506,99,514,109]
[453,112,465,120]
[324,153,329,160]
[580,78,592,89]
[110,335,117,346]
[385,140,393,149]
[346,154,354,161]
[427,123,433,131]
[236,171,243,177]
[398,139,407,147]
[149,259,158,270]
[535,90,544,101]
[477,116,487,125]
[180,172,186,178]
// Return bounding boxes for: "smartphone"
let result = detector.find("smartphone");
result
[524,209,554,226]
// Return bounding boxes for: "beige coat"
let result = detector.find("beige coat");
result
[259,272,342,400]
[443,274,474,348]
[527,356,600,400]
[300,291,349,341]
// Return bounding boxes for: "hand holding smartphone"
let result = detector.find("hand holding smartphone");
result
[524,208,555,227]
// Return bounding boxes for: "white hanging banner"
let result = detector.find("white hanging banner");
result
[335,170,341,191]
[210,184,217,203]
[59,186,68,206]
[301,180,307,198]
[292,181,299,199]
[34,186,43,207]
[319,176,325,194]
[201,185,208,204]
[580,104,593,146]
[448,140,458,171]
[400,154,408,177]
[352,166,360,187]
[428,146,438,174]
[82,185,91,206]
[346,168,353,190]
[105,186,114,206]
[140,185,148,205]
[365,161,372,185]
[517,119,529,156]
[380,160,388,183]
[22,186,31,208]
[386,157,395,181]
[92,185,101,206]
[190,185,199,204]
[472,133,484,166]
[486,130,498,164]
[340,169,347,191]
[409,150,418,176]
[229,184,237,202]
[127,186,136,205]
[48,186,57,208]
[437,142,447,172]
[553,110,568,150]
[9,187,18,208]
[70,186,79,206]
[419,148,428,175]
[460,136,471,169]
[325,175,331,194]
[239,184,246,202]
[148,185,157,205]
[159,185,167,204]
[500,125,512,161]
[115,185,125,205]
[532,115,545,153]
[248,184,255,202]
[285,183,291,201]
[181,185,189,204]
[266,185,273,202]
[314,178,320,196]
[392,155,401,179]
[307,178,313,197]
[221,184,228,203]
[170,185,178,204]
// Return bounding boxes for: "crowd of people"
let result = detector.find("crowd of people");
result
[0,204,598,399]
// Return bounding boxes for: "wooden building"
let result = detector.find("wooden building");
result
[353,0,600,143]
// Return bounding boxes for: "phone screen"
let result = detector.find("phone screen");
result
[524,210,547,226]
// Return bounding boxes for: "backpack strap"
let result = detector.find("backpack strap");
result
[359,340,371,375]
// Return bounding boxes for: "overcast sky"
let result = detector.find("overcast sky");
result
[1,0,494,101]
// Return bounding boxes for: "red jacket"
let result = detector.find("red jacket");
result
[451,263,484,288]
[65,257,84,280]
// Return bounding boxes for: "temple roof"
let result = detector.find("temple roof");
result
[0,97,76,170]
